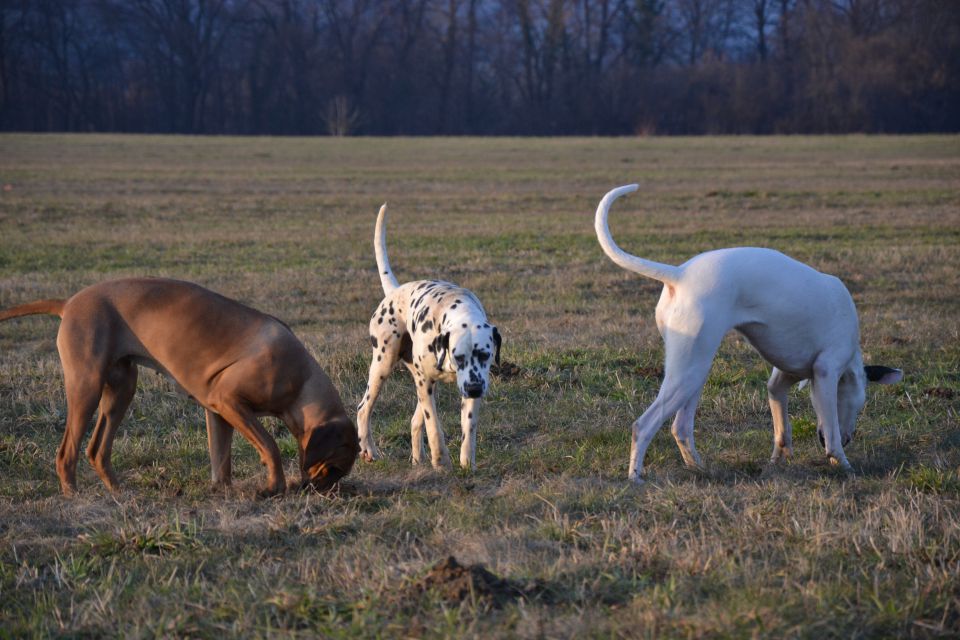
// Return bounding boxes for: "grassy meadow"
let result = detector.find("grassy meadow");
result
[0,134,958,638]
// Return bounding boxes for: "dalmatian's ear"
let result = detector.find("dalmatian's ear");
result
[492,327,502,366]
[434,332,450,369]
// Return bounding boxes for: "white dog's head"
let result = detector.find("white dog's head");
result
[823,364,903,448]
[434,323,501,398]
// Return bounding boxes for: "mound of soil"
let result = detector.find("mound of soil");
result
[404,556,528,609]
[924,387,955,399]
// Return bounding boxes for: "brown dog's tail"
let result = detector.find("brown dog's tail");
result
[0,299,66,322]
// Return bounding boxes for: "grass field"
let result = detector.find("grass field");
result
[0,134,958,638]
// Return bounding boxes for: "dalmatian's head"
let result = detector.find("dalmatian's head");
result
[433,323,501,398]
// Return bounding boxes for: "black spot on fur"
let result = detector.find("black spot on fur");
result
[370,335,378,348]
[468,412,473,419]
[462,323,467,328]
[377,355,382,361]
[421,320,433,333]
[427,387,432,395]
[378,318,383,325]
[399,333,413,364]
[424,410,431,419]
[450,304,458,310]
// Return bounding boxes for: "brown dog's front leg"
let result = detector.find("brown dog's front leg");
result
[214,403,285,497]
[205,410,234,487]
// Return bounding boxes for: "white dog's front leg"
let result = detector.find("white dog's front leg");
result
[459,396,480,470]
[767,368,799,463]
[809,366,852,471]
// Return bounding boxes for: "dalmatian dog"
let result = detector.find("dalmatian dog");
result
[595,184,902,482]
[356,204,501,470]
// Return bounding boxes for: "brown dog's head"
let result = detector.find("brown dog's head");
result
[300,417,360,491]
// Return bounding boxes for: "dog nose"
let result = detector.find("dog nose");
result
[464,383,484,398]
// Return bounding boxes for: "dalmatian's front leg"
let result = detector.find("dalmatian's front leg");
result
[459,396,480,470]
[414,375,451,469]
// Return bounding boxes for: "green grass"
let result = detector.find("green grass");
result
[1,134,958,638]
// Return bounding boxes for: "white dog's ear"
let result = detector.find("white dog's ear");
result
[864,365,903,385]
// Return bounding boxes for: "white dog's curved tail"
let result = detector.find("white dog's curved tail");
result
[375,204,401,295]
[595,184,680,285]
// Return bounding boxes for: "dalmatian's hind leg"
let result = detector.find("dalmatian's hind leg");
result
[357,319,404,463]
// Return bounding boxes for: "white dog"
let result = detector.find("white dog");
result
[595,184,902,482]
[356,205,501,470]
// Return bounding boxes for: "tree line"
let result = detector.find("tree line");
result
[2,0,958,135]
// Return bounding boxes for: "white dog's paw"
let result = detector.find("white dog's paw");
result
[828,455,854,473]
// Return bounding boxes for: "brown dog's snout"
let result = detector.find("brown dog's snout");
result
[301,420,359,491]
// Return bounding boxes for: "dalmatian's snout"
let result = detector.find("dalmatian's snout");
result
[463,381,484,398]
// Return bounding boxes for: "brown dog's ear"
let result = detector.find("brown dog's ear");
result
[302,418,359,491]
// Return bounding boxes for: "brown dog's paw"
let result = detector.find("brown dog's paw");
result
[256,484,287,500]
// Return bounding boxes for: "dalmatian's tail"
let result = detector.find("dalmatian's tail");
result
[595,184,681,285]
[375,204,400,295]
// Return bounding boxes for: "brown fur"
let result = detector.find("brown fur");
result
[0,277,358,497]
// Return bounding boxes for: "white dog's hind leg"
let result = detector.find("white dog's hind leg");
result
[459,396,480,470]
[809,363,852,470]
[670,390,704,469]
[630,319,722,482]
[767,368,800,463]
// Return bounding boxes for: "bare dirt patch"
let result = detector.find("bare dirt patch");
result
[398,556,534,609]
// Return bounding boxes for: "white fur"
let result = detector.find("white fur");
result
[356,205,501,470]
[595,184,902,482]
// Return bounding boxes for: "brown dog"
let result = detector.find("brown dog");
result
[0,277,359,497]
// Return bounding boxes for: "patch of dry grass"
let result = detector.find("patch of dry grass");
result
[0,134,958,637]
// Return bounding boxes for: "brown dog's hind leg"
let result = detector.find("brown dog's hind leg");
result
[206,409,234,487]
[86,359,138,492]
[57,373,104,495]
